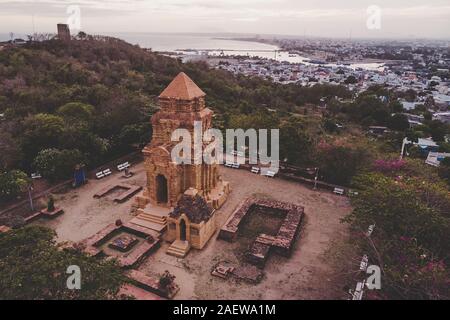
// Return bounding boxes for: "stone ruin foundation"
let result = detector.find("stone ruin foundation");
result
[219,197,304,268]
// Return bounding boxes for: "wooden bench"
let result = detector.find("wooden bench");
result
[264,170,276,177]
[96,168,112,179]
[96,172,105,179]
[225,162,240,169]
[31,173,42,179]
[251,167,260,174]
[117,162,131,171]
[333,187,345,195]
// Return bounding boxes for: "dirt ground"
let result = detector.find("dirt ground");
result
[33,164,147,242]
[35,162,353,300]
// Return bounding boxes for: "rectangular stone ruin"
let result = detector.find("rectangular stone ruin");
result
[108,234,139,252]
[93,183,142,203]
[126,270,179,299]
[211,262,235,279]
[219,197,304,267]
[245,234,277,267]
[231,264,264,284]
[79,222,160,268]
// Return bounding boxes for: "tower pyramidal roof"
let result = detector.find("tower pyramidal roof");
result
[159,72,206,100]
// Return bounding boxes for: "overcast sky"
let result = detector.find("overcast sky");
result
[1,0,450,39]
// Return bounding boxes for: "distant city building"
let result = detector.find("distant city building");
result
[400,101,420,111]
[433,93,450,109]
[57,23,71,41]
[425,152,450,167]
[433,112,450,124]
[403,113,425,127]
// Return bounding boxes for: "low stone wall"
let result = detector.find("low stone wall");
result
[79,222,160,269]
[218,197,304,266]
[126,270,179,299]
[93,184,143,203]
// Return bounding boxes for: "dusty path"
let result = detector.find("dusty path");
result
[139,167,352,300]
[36,165,352,299]
[34,163,146,242]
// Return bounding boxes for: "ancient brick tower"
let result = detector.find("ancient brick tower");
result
[138,72,230,209]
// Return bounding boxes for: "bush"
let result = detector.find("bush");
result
[388,114,410,132]
[438,158,450,185]
[316,142,370,185]
[158,270,176,291]
[0,226,125,299]
[0,170,29,201]
[346,172,450,299]
[33,148,84,181]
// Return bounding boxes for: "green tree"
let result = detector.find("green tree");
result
[316,143,369,185]
[438,157,450,185]
[346,172,450,299]
[33,148,84,181]
[389,100,404,113]
[280,124,313,165]
[116,123,151,150]
[57,102,94,124]
[349,95,390,126]
[0,226,126,299]
[0,130,22,171]
[344,75,358,84]
[388,113,410,132]
[424,120,448,142]
[0,170,29,201]
[323,119,338,133]
[21,113,65,162]
[228,111,279,130]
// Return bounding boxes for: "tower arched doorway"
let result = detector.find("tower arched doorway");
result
[179,219,187,241]
[156,174,168,204]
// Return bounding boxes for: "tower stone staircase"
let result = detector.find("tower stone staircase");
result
[166,240,190,258]
[129,205,171,233]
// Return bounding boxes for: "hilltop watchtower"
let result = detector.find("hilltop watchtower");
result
[57,24,71,41]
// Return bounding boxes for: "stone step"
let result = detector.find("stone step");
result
[136,209,167,221]
[166,249,186,258]
[167,246,186,254]
[136,213,167,225]
[129,217,167,233]
[166,240,190,258]
[166,247,185,256]
[170,240,190,250]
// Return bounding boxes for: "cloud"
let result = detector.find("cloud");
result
[0,0,449,38]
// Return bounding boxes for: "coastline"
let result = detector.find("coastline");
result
[223,37,389,65]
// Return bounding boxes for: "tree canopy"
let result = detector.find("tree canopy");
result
[346,161,450,299]
[0,226,126,299]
